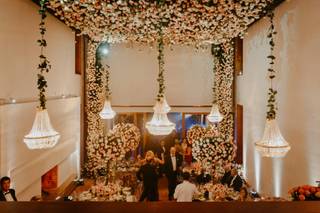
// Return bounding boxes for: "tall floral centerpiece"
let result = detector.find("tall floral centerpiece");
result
[24,0,60,149]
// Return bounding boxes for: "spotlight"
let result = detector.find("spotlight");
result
[97,42,110,57]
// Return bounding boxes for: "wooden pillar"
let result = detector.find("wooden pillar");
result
[181,113,186,139]
[235,104,243,164]
[76,34,87,175]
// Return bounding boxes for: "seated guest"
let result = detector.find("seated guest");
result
[220,164,232,185]
[238,187,252,201]
[174,172,199,202]
[224,168,243,192]
[0,176,17,201]
[196,169,211,184]
[30,195,42,201]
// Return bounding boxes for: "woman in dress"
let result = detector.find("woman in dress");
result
[137,151,164,201]
[184,145,192,165]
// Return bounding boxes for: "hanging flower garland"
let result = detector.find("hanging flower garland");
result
[83,40,105,177]
[112,123,141,153]
[211,41,235,142]
[48,0,274,45]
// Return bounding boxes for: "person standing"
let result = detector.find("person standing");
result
[157,141,167,177]
[0,176,17,201]
[137,151,164,201]
[164,147,183,200]
[174,172,198,202]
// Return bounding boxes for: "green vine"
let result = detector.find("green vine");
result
[266,11,277,120]
[37,0,51,109]
[157,28,165,101]
[104,64,111,100]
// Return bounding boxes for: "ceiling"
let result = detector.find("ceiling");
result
[34,0,284,45]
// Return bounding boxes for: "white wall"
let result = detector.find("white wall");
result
[105,44,213,108]
[0,0,80,99]
[0,0,80,201]
[237,0,320,197]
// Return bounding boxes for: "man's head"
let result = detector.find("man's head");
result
[160,141,165,147]
[170,147,176,156]
[0,176,11,192]
[182,172,191,181]
[231,168,238,176]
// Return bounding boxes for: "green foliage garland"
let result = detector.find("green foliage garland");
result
[157,28,165,101]
[266,11,278,120]
[37,0,51,109]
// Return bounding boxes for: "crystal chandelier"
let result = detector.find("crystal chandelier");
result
[100,99,116,119]
[99,58,116,120]
[255,11,290,158]
[207,45,223,124]
[255,119,290,157]
[24,109,60,149]
[24,0,60,149]
[146,28,175,135]
[146,98,176,135]
[207,103,223,123]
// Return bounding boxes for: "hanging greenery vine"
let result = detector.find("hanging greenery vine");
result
[37,0,51,109]
[157,28,165,101]
[104,65,111,100]
[266,11,278,120]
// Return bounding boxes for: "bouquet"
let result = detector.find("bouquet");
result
[289,185,320,201]
[112,123,141,152]
[187,125,206,144]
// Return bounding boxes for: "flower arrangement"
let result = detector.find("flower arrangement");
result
[187,125,206,144]
[112,123,141,153]
[204,125,220,138]
[192,136,235,166]
[48,0,274,45]
[289,185,320,201]
[105,131,126,162]
[200,183,239,201]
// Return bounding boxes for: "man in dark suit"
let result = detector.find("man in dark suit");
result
[223,168,243,192]
[164,147,183,200]
[0,176,17,201]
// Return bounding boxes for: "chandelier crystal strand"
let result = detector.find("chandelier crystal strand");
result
[99,63,116,119]
[255,11,290,158]
[207,45,223,123]
[146,27,175,136]
[24,0,60,149]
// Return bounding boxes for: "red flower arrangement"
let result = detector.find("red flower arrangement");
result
[289,185,320,201]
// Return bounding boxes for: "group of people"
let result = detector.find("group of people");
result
[137,145,184,201]
[136,140,249,202]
